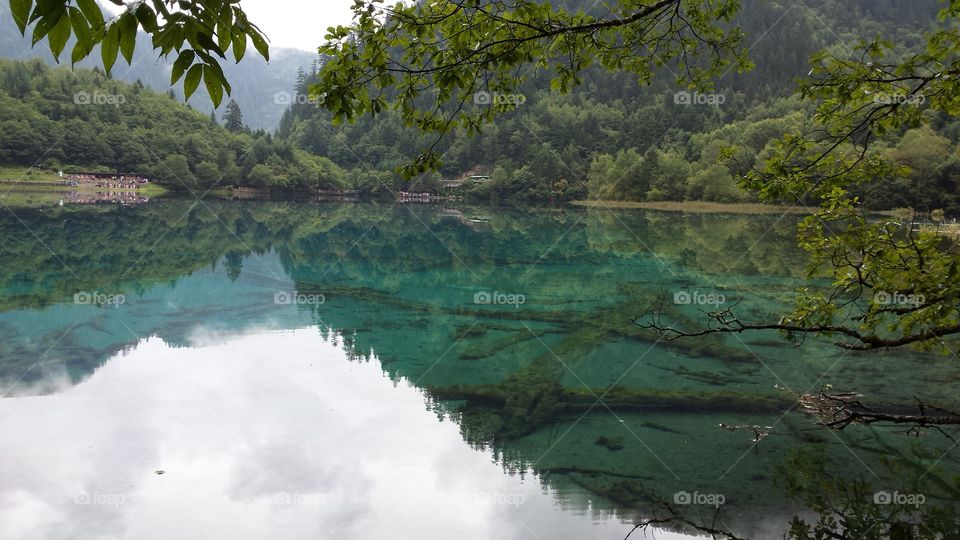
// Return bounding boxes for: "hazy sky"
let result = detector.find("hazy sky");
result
[102,0,357,53]
[241,0,357,52]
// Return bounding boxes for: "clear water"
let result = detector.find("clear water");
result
[0,200,956,539]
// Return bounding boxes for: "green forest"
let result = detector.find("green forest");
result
[2,0,960,211]
[275,0,960,210]
[0,59,346,191]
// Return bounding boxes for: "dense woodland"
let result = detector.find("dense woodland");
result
[2,0,960,212]
[277,0,960,211]
[0,59,346,191]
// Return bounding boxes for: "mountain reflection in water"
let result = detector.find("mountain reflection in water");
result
[0,200,956,539]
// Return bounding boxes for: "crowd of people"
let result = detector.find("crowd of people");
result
[397,191,461,203]
[62,191,151,205]
[61,172,152,190]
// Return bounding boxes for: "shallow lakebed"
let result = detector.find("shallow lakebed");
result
[0,200,956,539]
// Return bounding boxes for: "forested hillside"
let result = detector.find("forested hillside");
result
[0,60,345,191]
[277,0,960,212]
[0,1,315,129]
[3,0,959,211]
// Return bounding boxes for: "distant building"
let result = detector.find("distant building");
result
[442,175,491,190]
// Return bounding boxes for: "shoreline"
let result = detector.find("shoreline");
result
[571,200,817,214]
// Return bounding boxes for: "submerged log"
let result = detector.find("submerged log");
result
[427,384,795,415]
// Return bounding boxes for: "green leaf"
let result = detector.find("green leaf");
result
[183,63,202,100]
[216,3,232,52]
[171,50,195,84]
[201,59,230,95]
[134,4,157,33]
[119,13,137,63]
[196,32,224,58]
[231,31,246,63]
[101,22,120,73]
[10,0,31,34]
[69,8,92,47]
[75,0,104,29]
[250,31,269,61]
[203,65,224,107]
[31,10,65,44]
[70,39,91,65]
[47,12,71,61]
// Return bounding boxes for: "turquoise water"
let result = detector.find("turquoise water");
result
[0,200,956,539]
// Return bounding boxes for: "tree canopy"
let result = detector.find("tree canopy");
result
[9,0,270,105]
[314,0,750,175]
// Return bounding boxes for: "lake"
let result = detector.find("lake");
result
[0,199,957,539]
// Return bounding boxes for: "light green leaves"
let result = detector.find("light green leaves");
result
[8,0,271,107]
[738,12,960,352]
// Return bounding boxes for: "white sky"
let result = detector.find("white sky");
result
[103,0,357,53]
[240,0,357,52]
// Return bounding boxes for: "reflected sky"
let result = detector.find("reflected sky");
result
[0,328,692,540]
[1,201,955,538]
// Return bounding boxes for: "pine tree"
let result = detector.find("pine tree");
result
[295,68,307,96]
[222,100,245,133]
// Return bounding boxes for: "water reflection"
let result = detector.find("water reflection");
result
[0,200,956,538]
[0,330,667,540]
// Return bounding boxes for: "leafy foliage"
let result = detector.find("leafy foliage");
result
[269,0,956,206]
[9,0,269,106]
[728,1,960,352]
[313,0,750,176]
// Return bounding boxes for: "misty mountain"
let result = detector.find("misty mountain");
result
[0,1,317,129]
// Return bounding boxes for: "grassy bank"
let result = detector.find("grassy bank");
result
[572,200,817,214]
[0,165,64,183]
[0,177,167,208]
[0,166,167,196]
